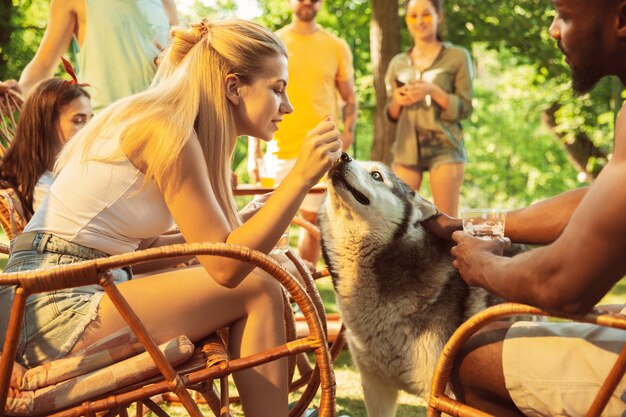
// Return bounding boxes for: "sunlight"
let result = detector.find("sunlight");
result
[176,0,262,20]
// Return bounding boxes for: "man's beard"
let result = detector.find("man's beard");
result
[571,64,605,95]
[295,8,317,22]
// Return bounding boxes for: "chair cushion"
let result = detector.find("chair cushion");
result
[0,357,26,389]
[0,187,27,241]
[5,335,194,416]
[20,328,144,391]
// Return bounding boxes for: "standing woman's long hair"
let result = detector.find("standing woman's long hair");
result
[0,79,90,218]
[57,19,287,229]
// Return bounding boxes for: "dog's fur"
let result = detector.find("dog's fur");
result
[318,155,499,417]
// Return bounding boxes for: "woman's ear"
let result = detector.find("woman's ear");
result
[225,74,240,105]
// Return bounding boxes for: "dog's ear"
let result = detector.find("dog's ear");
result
[411,192,439,222]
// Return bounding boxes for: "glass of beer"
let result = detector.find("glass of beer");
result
[461,209,506,240]
[257,158,275,188]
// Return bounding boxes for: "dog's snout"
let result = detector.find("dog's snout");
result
[341,152,352,162]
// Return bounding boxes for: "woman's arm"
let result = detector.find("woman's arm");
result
[156,122,341,288]
[19,0,79,95]
[437,48,473,122]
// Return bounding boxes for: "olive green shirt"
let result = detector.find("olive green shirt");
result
[385,43,474,153]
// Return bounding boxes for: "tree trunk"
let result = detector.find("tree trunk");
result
[369,0,401,163]
[541,102,607,183]
[0,0,13,80]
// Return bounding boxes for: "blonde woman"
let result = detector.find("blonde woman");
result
[0,19,342,416]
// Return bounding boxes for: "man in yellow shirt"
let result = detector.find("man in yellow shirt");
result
[248,0,357,264]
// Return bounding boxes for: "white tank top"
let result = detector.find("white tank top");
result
[25,137,174,255]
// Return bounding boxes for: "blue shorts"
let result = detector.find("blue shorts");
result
[0,232,130,368]
[392,130,467,172]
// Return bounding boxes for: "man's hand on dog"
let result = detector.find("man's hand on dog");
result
[450,231,511,286]
[422,211,463,240]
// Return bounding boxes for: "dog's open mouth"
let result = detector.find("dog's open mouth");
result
[334,176,370,206]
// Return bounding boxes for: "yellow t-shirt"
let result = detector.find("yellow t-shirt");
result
[272,26,354,160]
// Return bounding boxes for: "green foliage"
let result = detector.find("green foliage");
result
[177,0,239,23]
[5,0,620,209]
[444,0,620,179]
[0,0,48,80]
[461,46,582,209]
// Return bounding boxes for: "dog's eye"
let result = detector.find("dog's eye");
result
[371,171,383,182]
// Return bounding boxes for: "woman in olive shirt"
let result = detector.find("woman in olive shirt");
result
[385,0,473,216]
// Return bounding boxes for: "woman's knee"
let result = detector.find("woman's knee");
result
[242,269,285,310]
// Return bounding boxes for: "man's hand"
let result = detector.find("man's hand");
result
[450,231,510,286]
[422,212,463,240]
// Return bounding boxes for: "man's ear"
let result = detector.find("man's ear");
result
[225,74,240,105]
[617,1,626,37]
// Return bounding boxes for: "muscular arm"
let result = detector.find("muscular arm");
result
[452,105,626,314]
[505,187,587,244]
[336,77,357,150]
[19,0,79,95]
[424,187,586,244]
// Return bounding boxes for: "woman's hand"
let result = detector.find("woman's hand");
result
[406,80,434,104]
[391,84,416,107]
[291,117,342,188]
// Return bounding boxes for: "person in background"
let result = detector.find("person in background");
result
[423,0,626,415]
[0,20,342,417]
[248,0,357,265]
[6,0,177,111]
[0,66,92,218]
[385,0,473,217]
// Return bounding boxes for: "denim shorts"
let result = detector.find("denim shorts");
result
[393,130,467,172]
[0,232,131,368]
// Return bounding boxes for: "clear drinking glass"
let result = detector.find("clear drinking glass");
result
[461,209,507,240]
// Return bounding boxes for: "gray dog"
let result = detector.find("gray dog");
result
[319,154,504,417]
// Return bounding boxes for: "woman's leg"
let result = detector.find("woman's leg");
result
[429,162,465,217]
[72,265,288,417]
[392,163,423,191]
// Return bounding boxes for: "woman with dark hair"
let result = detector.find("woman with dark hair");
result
[385,0,474,217]
[0,77,92,218]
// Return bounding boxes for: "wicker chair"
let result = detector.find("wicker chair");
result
[286,217,347,364]
[427,302,626,417]
[0,242,336,417]
[0,87,22,155]
[0,86,24,254]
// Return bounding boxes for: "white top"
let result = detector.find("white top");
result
[25,137,174,255]
[33,170,55,213]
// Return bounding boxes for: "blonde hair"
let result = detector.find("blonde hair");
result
[57,19,287,228]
